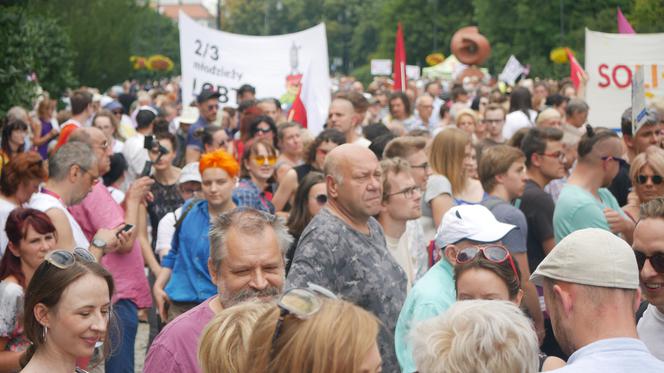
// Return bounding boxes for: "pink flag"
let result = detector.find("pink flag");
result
[617,7,635,34]
[393,23,407,91]
[565,48,585,90]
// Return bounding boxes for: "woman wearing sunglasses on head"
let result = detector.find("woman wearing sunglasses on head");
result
[232,139,278,214]
[285,172,326,274]
[452,245,565,371]
[19,248,114,373]
[623,146,664,222]
[0,208,56,372]
[246,285,382,373]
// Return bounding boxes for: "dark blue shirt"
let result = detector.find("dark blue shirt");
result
[186,116,208,151]
[162,199,216,303]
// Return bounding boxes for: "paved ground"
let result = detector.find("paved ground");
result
[135,322,149,372]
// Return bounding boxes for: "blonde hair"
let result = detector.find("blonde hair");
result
[380,157,412,199]
[454,108,478,127]
[412,300,539,373]
[536,108,561,127]
[247,298,379,373]
[630,145,664,187]
[429,127,470,194]
[198,301,272,373]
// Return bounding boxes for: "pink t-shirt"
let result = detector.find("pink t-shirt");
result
[68,182,151,308]
[144,297,216,373]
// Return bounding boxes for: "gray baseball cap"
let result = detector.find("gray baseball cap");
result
[530,228,639,289]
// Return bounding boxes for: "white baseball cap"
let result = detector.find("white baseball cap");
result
[178,162,202,185]
[434,204,516,249]
[530,228,639,289]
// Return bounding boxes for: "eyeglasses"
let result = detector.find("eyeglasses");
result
[601,155,628,167]
[315,194,327,205]
[45,248,97,269]
[456,245,520,286]
[252,155,277,166]
[540,151,566,162]
[271,284,337,357]
[386,185,421,199]
[634,250,664,273]
[637,174,664,185]
[410,161,429,170]
[207,104,219,111]
[256,127,272,134]
[78,166,100,185]
[482,119,504,125]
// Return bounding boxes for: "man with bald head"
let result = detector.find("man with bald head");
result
[68,126,154,373]
[287,143,407,372]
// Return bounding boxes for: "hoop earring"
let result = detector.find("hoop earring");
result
[42,326,48,341]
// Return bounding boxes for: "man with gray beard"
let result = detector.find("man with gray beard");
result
[144,208,292,373]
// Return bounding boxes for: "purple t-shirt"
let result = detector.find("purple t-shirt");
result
[144,297,216,373]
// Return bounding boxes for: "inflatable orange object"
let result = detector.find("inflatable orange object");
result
[450,26,491,66]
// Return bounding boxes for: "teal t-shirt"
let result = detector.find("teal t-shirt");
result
[394,258,456,373]
[553,184,625,243]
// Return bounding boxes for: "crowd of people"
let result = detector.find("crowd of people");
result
[0,72,663,373]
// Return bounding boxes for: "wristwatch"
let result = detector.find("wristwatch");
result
[91,237,107,251]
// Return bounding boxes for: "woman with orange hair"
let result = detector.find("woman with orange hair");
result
[153,149,239,321]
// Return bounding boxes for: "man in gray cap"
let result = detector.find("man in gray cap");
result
[531,228,664,372]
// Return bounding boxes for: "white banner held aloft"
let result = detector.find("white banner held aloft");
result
[179,11,331,134]
[406,65,421,80]
[371,59,392,75]
[498,55,526,86]
[585,29,664,130]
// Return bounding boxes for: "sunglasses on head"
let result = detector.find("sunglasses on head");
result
[315,194,327,205]
[634,250,664,273]
[271,283,336,357]
[252,155,277,166]
[456,245,520,285]
[637,174,663,185]
[45,248,97,269]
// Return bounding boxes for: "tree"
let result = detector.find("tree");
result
[0,6,76,116]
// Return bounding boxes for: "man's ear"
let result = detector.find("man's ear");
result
[326,174,339,199]
[68,164,80,183]
[623,134,635,150]
[444,245,458,265]
[553,283,574,316]
[208,258,219,284]
[530,153,543,168]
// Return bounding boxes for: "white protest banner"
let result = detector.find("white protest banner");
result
[406,65,421,80]
[371,59,392,75]
[585,29,664,130]
[499,55,526,86]
[179,11,331,134]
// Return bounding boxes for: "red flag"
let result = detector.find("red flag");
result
[288,85,307,128]
[393,23,406,91]
[617,7,636,34]
[565,48,585,90]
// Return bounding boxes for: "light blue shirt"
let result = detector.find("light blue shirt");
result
[549,338,664,372]
[394,258,455,373]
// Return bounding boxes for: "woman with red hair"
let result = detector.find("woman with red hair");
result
[0,208,56,372]
[153,149,239,321]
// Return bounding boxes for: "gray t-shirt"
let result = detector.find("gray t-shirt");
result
[422,174,453,218]
[287,208,407,373]
[638,304,664,361]
[481,196,528,254]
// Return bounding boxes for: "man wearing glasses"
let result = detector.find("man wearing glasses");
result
[394,204,516,373]
[553,127,634,243]
[186,88,221,163]
[481,103,508,146]
[377,157,426,289]
[633,198,664,361]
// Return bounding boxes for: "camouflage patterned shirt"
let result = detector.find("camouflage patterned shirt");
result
[286,208,407,373]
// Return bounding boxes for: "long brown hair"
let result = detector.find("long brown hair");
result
[21,257,115,367]
[286,172,325,239]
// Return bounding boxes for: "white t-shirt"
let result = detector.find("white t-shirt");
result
[155,206,182,259]
[385,234,415,290]
[353,136,371,148]
[502,109,537,140]
[29,192,89,249]
[0,199,18,256]
[638,304,664,361]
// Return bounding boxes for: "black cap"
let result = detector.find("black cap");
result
[237,84,256,95]
[197,88,221,104]
[136,106,158,128]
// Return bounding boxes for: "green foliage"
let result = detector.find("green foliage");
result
[629,0,664,32]
[0,6,76,116]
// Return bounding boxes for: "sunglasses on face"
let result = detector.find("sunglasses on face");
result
[601,155,628,167]
[637,174,664,185]
[272,284,336,357]
[634,250,664,273]
[252,155,277,166]
[456,245,520,286]
[315,194,327,205]
[45,248,97,269]
[256,127,272,134]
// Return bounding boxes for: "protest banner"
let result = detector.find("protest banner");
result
[371,59,392,75]
[499,55,526,86]
[585,29,664,130]
[179,11,330,134]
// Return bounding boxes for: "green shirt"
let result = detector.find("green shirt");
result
[553,184,625,243]
[394,258,456,373]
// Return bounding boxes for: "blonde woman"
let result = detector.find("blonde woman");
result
[247,290,381,373]
[423,128,486,238]
[623,146,664,222]
[198,301,271,373]
[454,109,479,139]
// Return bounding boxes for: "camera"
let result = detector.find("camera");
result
[140,135,169,177]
